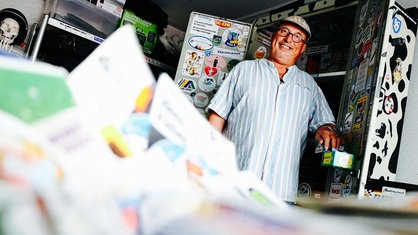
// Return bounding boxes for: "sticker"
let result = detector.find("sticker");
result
[217,72,228,86]
[358,3,368,26]
[198,76,216,92]
[296,53,308,68]
[355,58,368,92]
[355,27,363,49]
[329,183,343,199]
[212,46,246,60]
[353,95,367,131]
[258,28,273,39]
[342,112,353,134]
[298,183,312,197]
[333,168,343,183]
[382,186,406,198]
[392,15,402,34]
[193,92,209,108]
[360,40,372,57]
[181,50,205,78]
[305,45,329,54]
[222,28,242,48]
[205,55,226,70]
[392,57,402,83]
[241,25,251,37]
[190,14,218,37]
[204,66,218,77]
[176,78,196,93]
[188,36,213,51]
[212,35,222,46]
[254,46,267,59]
[227,59,240,71]
[383,93,398,115]
[215,20,231,28]
[255,36,271,47]
[342,175,352,197]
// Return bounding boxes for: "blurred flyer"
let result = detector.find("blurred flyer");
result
[67,25,155,138]
[149,73,237,175]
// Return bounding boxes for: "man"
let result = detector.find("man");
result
[207,16,341,203]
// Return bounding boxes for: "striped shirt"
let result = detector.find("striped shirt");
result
[208,58,335,202]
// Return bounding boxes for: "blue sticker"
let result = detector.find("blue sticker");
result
[393,16,401,34]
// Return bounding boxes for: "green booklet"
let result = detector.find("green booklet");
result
[0,56,72,123]
[0,56,110,159]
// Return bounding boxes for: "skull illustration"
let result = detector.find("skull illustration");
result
[0,17,20,52]
[0,8,28,54]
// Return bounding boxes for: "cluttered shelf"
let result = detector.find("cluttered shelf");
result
[32,17,176,75]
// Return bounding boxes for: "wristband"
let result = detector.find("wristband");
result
[321,124,337,133]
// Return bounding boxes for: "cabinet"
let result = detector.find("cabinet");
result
[29,0,177,77]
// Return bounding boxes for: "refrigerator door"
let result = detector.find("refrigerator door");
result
[336,0,418,198]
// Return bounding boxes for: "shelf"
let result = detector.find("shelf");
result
[144,55,176,72]
[48,17,105,44]
[311,71,346,78]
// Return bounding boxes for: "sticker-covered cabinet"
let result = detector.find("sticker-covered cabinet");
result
[337,0,418,198]
[173,12,252,115]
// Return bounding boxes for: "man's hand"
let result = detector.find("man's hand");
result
[315,124,342,150]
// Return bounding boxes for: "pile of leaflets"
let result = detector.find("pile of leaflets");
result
[0,25,411,234]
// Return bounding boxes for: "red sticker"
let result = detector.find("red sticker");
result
[204,66,218,77]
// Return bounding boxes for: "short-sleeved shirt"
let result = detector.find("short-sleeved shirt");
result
[208,58,335,202]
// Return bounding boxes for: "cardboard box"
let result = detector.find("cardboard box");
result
[119,9,158,55]
[322,149,354,169]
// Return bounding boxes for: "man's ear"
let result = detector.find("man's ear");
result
[301,44,307,54]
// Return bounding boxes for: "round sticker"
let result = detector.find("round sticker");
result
[193,92,209,108]
[222,28,242,48]
[227,59,240,71]
[205,55,226,70]
[298,183,312,197]
[188,36,213,51]
[254,46,267,59]
[198,76,217,92]
[296,53,308,67]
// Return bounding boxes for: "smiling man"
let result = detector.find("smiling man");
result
[207,15,341,204]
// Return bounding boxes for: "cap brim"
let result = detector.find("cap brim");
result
[279,20,311,38]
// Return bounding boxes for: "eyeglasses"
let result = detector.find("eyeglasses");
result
[276,27,306,43]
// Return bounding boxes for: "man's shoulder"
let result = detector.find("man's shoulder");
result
[292,66,315,80]
[236,58,268,68]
